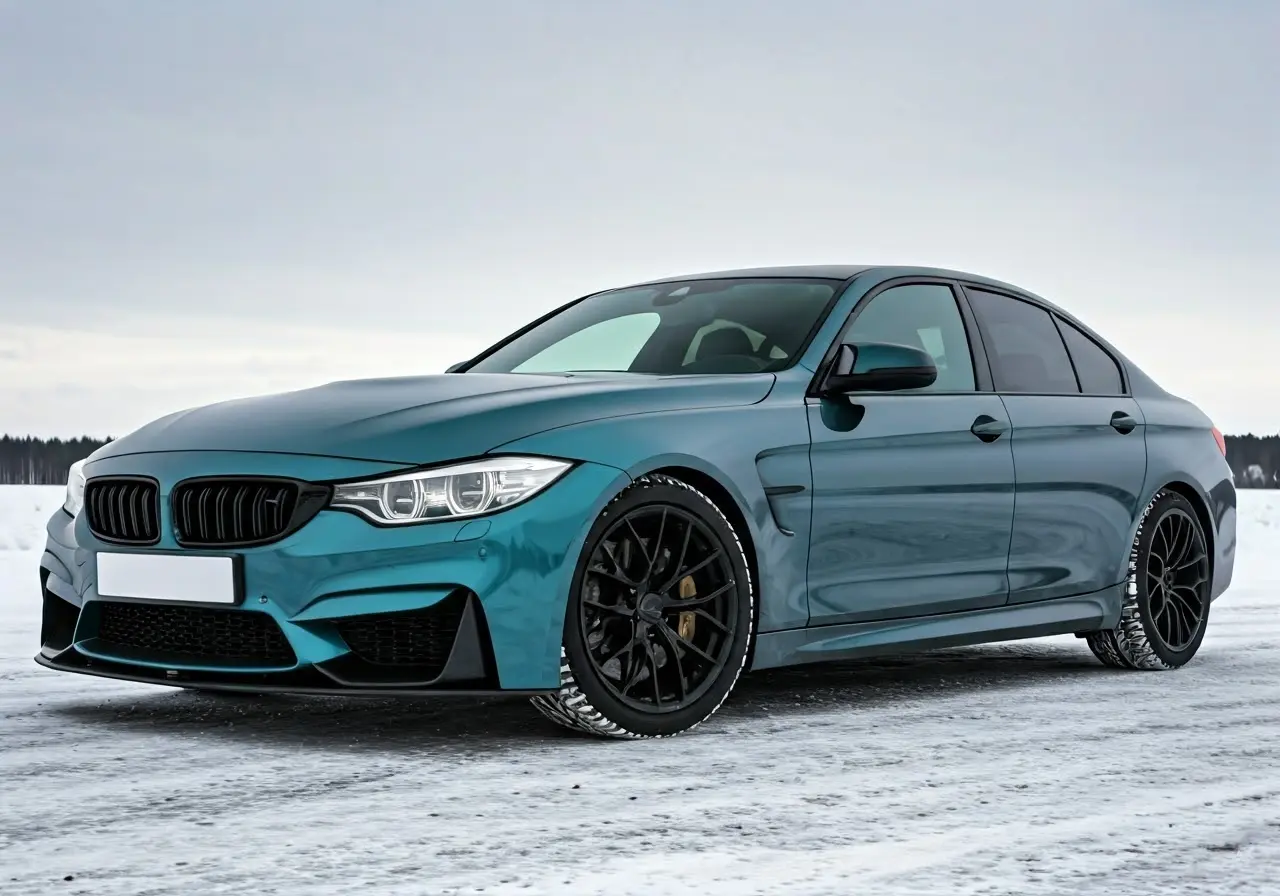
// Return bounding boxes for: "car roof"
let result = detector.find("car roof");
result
[621,264,1139,373]
[625,263,1067,312]
[627,264,1034,294]
[627,264,875,285]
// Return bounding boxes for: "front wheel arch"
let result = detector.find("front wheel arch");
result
[648,465,761,665]
[531,472,756,737]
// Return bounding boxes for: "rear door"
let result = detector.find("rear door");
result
[962,286,1147,604]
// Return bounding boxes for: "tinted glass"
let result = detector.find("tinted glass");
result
[514,313,660,373]
[1056,317,1124,395]
[966,289,1079,394]
[468,279,839,375]
[844,283,976,391]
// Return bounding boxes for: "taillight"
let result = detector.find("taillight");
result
[1211,426,1227,456]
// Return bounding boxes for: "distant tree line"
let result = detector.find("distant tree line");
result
[1227,434,1280,488]
[0,433,1277,487]
[0,436,114,485]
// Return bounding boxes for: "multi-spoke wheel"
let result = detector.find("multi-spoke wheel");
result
[1087,490,1212,670]
[531,474,754,738]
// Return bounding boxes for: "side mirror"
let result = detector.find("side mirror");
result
[444,361,468,373]
[820,342,937,395]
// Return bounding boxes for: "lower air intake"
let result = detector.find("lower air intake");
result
[96,602,296,667]
[336,593,467,675]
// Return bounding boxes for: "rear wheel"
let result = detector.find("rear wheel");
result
[531,474,754,738]
[1087,490,1212,670]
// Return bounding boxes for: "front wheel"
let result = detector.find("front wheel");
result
[1086,489,1212,670]
[531,474,755,738]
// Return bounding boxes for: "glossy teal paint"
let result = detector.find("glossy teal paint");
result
[805,393,1015,624]
[64,451,630,689]
[496,388,816,632]
[1000,395,1148,604]
[96,372,775,465]
[847,341,930,376]
[1132,385,1237,601]
[37,264,1239,696]
[752,585,1121,670]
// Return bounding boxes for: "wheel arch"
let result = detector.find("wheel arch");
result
[1129,479,1216,581]
[648,464,762,665]
[1157,480,1216,567]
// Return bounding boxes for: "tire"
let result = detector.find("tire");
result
[531,473,755,738]
[1086,489,1212,671]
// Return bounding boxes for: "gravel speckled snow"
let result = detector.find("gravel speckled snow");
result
[2,485,1278,895]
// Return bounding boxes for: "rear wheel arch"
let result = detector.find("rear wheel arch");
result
[1145,479,1215,576]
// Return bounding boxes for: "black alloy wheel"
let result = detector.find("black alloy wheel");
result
[1144,506,1211,653]
[1087,490,1212,671]
[531,474,754,738]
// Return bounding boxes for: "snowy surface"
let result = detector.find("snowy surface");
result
[2,485,1278,896]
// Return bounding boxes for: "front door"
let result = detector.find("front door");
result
[806,283,1016,627]
[963,286,1148,604]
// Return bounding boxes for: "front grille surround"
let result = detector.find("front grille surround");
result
[84,476,161,545]
[94,601,297,667]
[170,476,331,548]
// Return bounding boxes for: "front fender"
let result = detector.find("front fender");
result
[493,402,814,632]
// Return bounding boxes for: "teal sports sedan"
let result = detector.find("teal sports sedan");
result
[36,265,1237,738]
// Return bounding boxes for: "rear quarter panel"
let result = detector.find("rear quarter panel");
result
[1135,391,1236,600]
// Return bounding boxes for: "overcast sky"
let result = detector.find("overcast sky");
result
[2,0,1276,438]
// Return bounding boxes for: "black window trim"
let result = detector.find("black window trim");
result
[1049,312,1130,398]
[454,275,849,376]
[956,282,1131,398]
[806,276,995,398]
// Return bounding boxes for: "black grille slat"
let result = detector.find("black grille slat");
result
[336,600,466,675]
[96,602,295,666]
[171,478,304,547]
[84,478,160,545]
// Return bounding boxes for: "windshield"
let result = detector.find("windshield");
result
[465,278,842,375]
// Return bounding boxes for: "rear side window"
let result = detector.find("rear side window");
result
[965,288,1079,394]
[1056,317,1125,395]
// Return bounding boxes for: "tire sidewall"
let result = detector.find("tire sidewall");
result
[1135,492,1211,667]
[562,478,754,736]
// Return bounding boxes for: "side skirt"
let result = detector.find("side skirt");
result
[750,586,1123,671]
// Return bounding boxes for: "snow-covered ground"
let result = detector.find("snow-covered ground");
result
[2,486,1277,896]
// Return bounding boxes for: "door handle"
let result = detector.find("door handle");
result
[1110,411,1138,434]
[970,414,1009,443]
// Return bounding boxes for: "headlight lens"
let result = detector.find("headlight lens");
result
[64,460,87,517]
[330,456,573,525]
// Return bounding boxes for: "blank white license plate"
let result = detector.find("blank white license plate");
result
[96,553,239,604]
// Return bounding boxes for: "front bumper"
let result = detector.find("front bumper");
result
[36,451,629,694]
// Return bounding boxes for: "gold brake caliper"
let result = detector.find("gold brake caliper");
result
[677,575,697,640]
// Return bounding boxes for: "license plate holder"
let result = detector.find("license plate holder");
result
[96,552,243,605]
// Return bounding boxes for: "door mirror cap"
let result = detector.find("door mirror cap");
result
[820,342,938,395]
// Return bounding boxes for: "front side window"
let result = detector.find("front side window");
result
[842,283,977,391]
[966,288,1079,394]
[466,279,840,375]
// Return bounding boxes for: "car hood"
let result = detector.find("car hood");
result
[97,372,776,466]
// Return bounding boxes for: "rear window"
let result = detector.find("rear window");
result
[1056,317,1125,395]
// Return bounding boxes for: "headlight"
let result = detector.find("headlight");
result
[64,460,87,517]
[330,456,573,525]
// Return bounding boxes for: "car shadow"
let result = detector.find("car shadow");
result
[51,640,1113,752]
